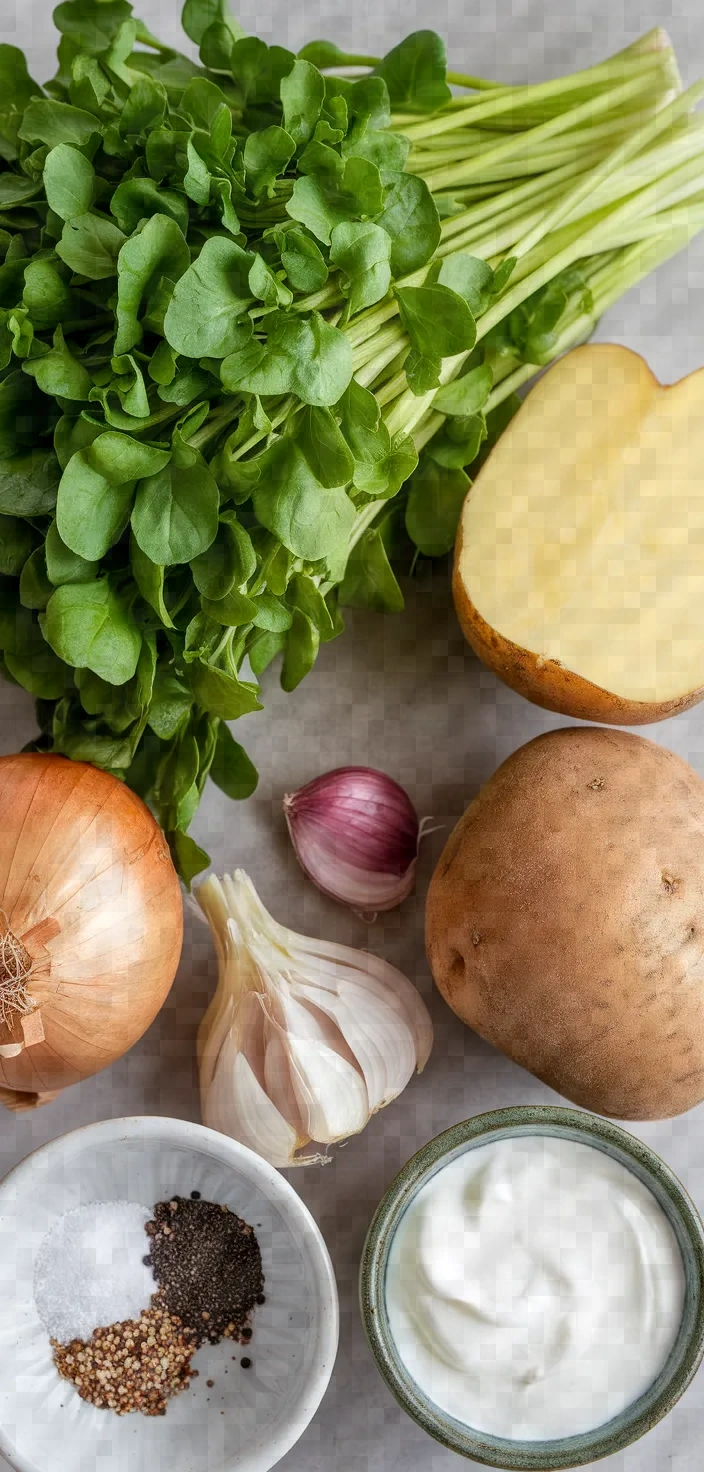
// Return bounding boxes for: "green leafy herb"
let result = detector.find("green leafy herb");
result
[0,1,696,879]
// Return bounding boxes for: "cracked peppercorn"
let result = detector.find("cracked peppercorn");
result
[147,1197,264,1347]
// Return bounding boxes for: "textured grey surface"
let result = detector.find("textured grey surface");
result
[1,1,704,1467]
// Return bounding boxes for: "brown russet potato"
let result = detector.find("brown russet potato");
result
[426,726,704,1120]
[453,343,704,725]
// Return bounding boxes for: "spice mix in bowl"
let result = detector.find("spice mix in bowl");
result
[0,1116,338,1472]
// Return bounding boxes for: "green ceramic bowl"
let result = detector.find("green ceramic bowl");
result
[359,1105,704,1470]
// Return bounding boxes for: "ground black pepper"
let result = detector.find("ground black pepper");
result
[147,1197,264,1347]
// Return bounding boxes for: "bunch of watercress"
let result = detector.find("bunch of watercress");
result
[0,1,702,881]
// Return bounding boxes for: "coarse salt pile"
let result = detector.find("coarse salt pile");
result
[34,1201,156,1344]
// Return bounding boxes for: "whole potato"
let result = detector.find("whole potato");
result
[426,726,704,1119]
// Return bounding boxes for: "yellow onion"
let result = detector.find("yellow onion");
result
[0,753,182,1109]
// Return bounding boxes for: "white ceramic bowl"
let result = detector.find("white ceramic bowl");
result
[0,1116,338,1472]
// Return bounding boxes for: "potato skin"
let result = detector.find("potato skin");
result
[452,522,704,726]
[426,726,704,1120]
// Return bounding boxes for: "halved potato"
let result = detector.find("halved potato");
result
[454,343,704,723]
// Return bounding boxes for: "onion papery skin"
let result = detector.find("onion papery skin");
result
[0,754,182,1103]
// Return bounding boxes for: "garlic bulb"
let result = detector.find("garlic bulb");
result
[197,871,433,1167]
[283,766,420,912]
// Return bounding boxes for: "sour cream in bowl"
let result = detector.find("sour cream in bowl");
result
[360,1107,704,1470]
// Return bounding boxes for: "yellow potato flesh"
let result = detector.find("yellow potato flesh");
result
[458,344,704,702]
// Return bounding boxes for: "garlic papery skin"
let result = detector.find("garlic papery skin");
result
[283,767,420,912]
[196,870,433,1168]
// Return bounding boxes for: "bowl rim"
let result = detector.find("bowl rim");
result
[0,1114,339,1472]
[359,1104,704,1470]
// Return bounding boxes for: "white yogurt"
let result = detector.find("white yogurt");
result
[385,1134,685,1441]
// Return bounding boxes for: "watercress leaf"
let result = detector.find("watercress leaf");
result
[56,212,127,280]
[490,256,517,297]
[201,586,258,626]
[405,457,470,557]
[131,441,219,565]
[252,438,354,560]
[188,661,262,719]
[0,174,43,209]
[57,433,170,559]
[285,174,347,245]
[339,525,404,612]
[164,236,254,359]
[0,450,62,516]
[20,546,52,609]
[248,627,285,675]
[209,720,258,798]
[149,339,178,387]
[299,405,354,488]
[437,253,495,315]
[183,136,211,206]
[53,0,133,56]
[45,517,98,585]
[330,219,392,314]
[119,76,167,137]
[23,324,93,400]
[191,515,255,598]
[281,59,325,151]
[343,127,409,184]
[56,456,134,559]
[148,666,192,739]
[244,126,295,199]
[222,311,352,406]
[275,226,328,294]
[286,156,383,246]
[110,177,189,235]
[43,143,95,221]
[288,572,335,639]
[129,533,175,627]
[19,98,99,148]
[374,30,451,113]
[250,593,292,632]
[297,38,349,64]
[157,366,211,407]
[280,607,319,692]
[108,352,150,417]
[0,45,42,161]
[43,578,142,684]
[248,253,292,309]
[167,827,210,886]
[375,171,440,275]
[4,619,67,698]
[397,284,477,366]
[199,21,235,71]
[22,258,71,331]
[180,77,226,132]
[427,413,486,468]
[0,513,34,576]
[229,37,295,110]
[114,212,191,355]
[433,362,493,417]
[356,430,418,499]
[182,0,244,46]
[184,611,222,662]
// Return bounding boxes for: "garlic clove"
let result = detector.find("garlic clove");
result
[292,977,416,1114]
[263,1012,308,1141]
[205,1033,301,1168]
[286,933,433,1073]
[284,1031,370,1144]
